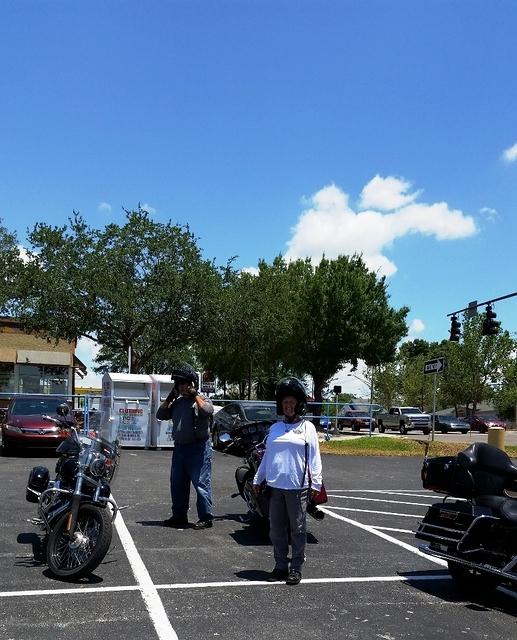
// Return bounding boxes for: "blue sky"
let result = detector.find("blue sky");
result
[1,1,516,392]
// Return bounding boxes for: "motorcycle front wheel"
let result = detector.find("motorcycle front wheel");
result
[46,503,112,579]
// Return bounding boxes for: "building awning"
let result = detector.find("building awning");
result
[74,354,88,379]
[0,348,17,363]
[17,350,72,366]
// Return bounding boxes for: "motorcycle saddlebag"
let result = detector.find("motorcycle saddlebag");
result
[26,465,50,503]
[421,456,474,498]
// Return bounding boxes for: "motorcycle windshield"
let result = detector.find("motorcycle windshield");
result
[56,437,81,456]
[80,434,118,460]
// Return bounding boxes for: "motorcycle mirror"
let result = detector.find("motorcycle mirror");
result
[219,432,232,444]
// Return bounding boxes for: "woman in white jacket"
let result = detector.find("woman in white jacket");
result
[253,377,323,585]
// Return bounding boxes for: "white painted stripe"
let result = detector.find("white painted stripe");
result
[0,585,140,598]
[320,507,448,567]
[327,495,432,507]
[329,489,431,493]
[113,509,179,640]
[371,526,415,534]
[0,574,452,598]
[326,506,424,518]
[155,574,451,588]
[328,489,435,497]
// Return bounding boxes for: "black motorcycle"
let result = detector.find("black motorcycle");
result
[26,404,120,579]
[415,442,517,592]
[219,431,324,523]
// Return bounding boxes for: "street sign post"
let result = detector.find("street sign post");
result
[423,357,446,442]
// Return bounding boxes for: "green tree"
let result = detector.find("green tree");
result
[0,219,24,315]
[18,208,220,373]
[372,362,401,409]
[198,257,304,398]
[284,255,408,405]
[440,315,515,415]
[493,357,517,422]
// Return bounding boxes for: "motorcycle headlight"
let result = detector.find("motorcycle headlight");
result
[89,455,107,478]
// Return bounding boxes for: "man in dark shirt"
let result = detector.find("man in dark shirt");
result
[157,363,214,529]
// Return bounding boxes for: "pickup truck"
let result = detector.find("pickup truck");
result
[377,406,431,435]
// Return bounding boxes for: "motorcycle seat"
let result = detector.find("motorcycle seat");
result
[476,494,507,511]
[500,499,517,525]
[459,443,517,479]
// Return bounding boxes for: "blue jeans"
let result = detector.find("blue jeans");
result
[170,439,213,521]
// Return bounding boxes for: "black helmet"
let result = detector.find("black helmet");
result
[56,403,70,417]
[275,377,307,416]
[171,363,199,388]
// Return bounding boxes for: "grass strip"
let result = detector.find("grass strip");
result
[320,436,517,458]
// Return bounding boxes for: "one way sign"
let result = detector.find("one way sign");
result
[424,357,446,375]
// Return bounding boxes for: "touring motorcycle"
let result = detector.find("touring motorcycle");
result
[25,403,120,579]
[415,441,517,592]
[219,430,325,523]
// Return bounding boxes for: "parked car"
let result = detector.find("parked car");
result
[432,414,469,434]
[376,406,431,435]
[461,414,507,433]
[337,409,377,432]
[211,401,279,451]
[1,395,73,454]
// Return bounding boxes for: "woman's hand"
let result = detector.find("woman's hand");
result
[252,484,262,496]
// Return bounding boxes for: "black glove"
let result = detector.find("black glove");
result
[165,388,179,403]
[186,386,198,398]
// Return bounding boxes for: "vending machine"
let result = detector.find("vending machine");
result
[100,373,152,447]
[150,374,175,448]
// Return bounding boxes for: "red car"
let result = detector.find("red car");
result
[1,395,73,454]
[337,409,377,432]
[461,414,507,434]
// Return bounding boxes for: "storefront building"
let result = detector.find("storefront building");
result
[0,317,86,406]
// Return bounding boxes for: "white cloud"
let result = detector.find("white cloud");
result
[18,245,31,263]
[479,206,499,222]
[140,203,156,214]
[241,266,259,276]
[359,175,421,211]
[502,142,517,163]
[409,318,425,335]
[330,363,371,398]
[75,337,103,388]
[98,202,112,213]
[285,176,478,277]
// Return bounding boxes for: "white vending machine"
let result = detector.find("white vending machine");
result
[100,373,152,447]
[150,374,175,448]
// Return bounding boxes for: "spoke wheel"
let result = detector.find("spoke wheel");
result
[47,504,112,579]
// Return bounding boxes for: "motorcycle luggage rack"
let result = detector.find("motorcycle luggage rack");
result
[415,529,462,546]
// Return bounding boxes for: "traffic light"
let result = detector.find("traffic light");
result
[482,304,500,336]
[449,315,461,342]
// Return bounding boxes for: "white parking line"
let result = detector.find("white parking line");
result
[329,489,436,498]
[0,573,452,598]
[113,508,179,640]
[326,506,424,518]
[327,495,432,507]
[320,507,447,567]
[371,526,415,534]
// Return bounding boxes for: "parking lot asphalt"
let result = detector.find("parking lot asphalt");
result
[2,446,517,640]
